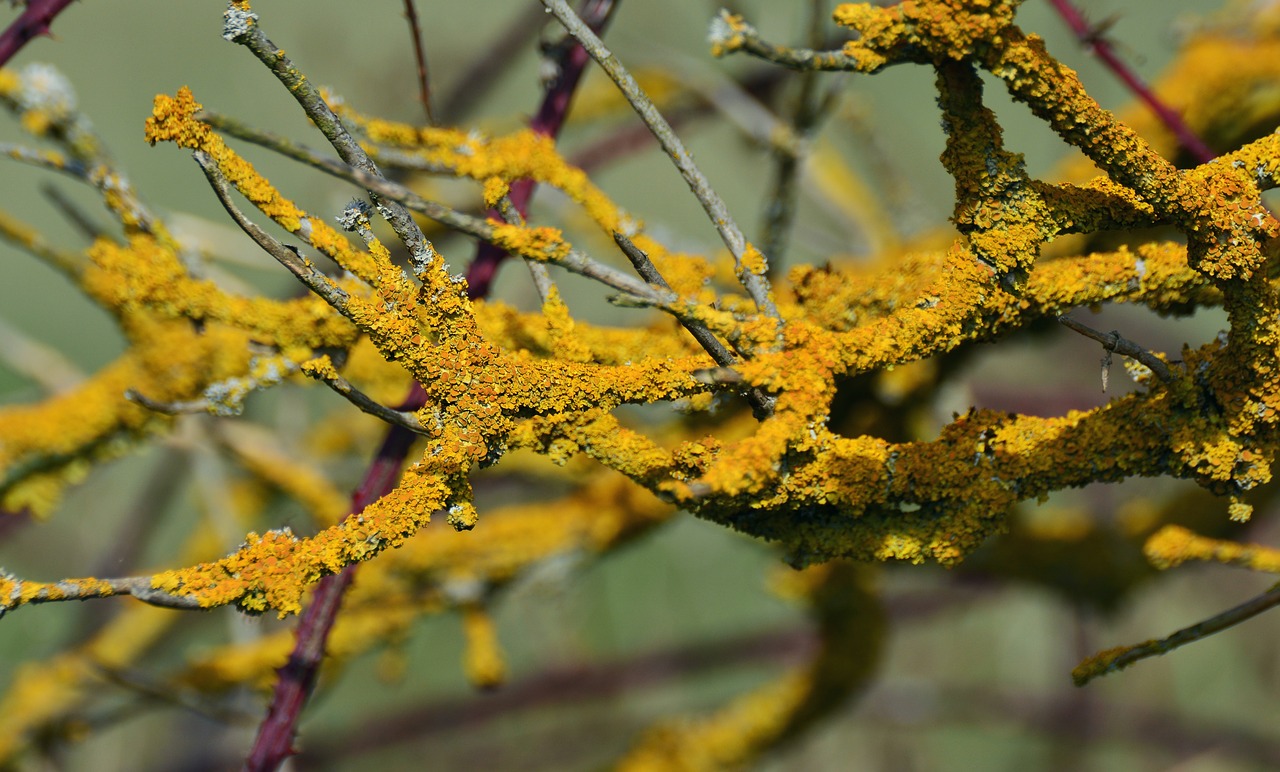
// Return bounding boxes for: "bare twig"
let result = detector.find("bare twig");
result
[41,183,108,241]
[709,10,860,72]
[541,0,780,321]
[303,364,427,434]
[0,206,84,279]
[0,316,84,392]
[401,0,435,125]
[1057,314,1176,385]
[123,389,207,415]
[759,0,834,270]
[1074,582,1280,686]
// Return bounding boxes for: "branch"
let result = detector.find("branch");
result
[222,3,433,271]
[708,10,860,72]
[1057,314,1176,385]
[540,0,781,321]
[0,0,76,68]
[401,0,435,125]
[1046,0,1215,164]
[1073,582,1280,686]
[244,384,428,771]
[192,150,353,316]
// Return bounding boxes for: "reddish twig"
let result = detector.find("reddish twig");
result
[242,384,427,771]
[0,0,75,68]
[401,0,435,125]
[465,0,618,298]
[1046,0,1215,164]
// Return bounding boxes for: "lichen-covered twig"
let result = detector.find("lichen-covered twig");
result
[193,151,353,316]
[541,0,780,321]
[1046,0,1215,164]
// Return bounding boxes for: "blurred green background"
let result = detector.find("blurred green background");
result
[2,1,1277,770]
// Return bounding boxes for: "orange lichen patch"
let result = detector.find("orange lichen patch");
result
[342,107,625,233]
[83,235,358,349]
[1145,525,1280,573]
[487,222,572,262]
[480,176,509,209]
[834,0,1018,71]
[149,462,454,616]
[538,286,594,364]
[145,87,380,283]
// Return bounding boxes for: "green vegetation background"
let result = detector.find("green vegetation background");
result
[1,1,1275,770]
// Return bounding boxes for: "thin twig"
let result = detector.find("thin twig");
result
[495,195,555,304]
[613,233,772,417]
[710,10,860,72]
[124,390,209,415]
[541,0,780,321]
[244,383,428,771]
[224,7,434,271]
[41,183,108,241]
[1046,0,1214,164]
[464,0,616,300]
[0,0,76,67]
[0,207,84,279]
[0,316,84,392]
[401,0,435,125]
[759,0,834,271]
[304,364,427,434]
[1074,582,1280,686]
[0,572,205,618]
[1057,314,1176,385]
[193,150,352,315]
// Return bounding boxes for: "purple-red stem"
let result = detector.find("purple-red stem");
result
[0,0,76,68]
[242,5,618,758]
[402,0,435,126]
[465,0,617,297]
[1046,0,1215,164]
[242,384,427,771]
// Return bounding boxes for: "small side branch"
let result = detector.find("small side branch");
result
[0,572,205,618]
[1073,582,1280,686]
[302,361,428,434]
[541,0,781,322]
[615,233,773,417]
[193,150,353,315]
[709,10,860,72]
[1058,314,1175,385]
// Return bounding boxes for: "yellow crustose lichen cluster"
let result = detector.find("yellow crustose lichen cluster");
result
[4,0,1280,764]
